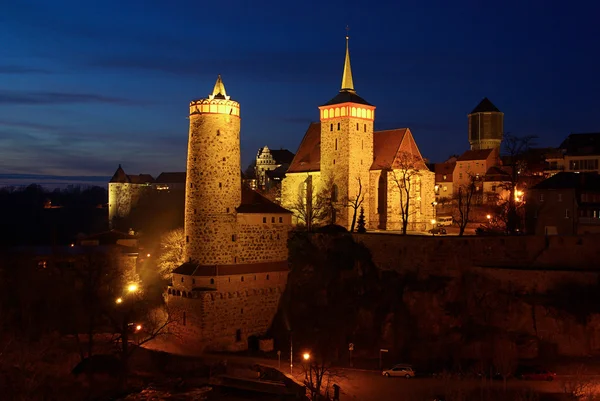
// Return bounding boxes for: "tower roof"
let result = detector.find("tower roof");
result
[470,97,501,114]
[110,164,129,183]
[322,34,372,107]
[210,75,229,100]
[341,35,354,92]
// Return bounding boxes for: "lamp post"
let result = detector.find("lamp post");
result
[431,201,438,229]
[290,331,293,376]
[379,348,388,370]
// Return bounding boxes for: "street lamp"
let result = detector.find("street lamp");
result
[127,283,138,293]
[431,219,437,236]
[135,324,142,332]
[486,214,491,220]
[115,297,123,304]
[303,352,310,361]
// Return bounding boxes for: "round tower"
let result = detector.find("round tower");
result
[184,75,241,265]
[468,97,504,151]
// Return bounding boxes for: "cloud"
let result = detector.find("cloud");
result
[0,90,139,106]
[0,65,52,74]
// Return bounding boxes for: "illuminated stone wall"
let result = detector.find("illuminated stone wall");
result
[108,182,152,227]
[166,271,288,351]
[320,107,374,230]
[184,103,241,265]
[236,213,291,264]
[280,171,322,225]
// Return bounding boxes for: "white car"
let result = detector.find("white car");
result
[382,364,415,378]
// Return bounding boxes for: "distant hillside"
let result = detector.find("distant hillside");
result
[0,174,110,190]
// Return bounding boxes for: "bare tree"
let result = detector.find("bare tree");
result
[454,174,477,236]
[302,356,345,400]
[388,151,424,235]
[501,133,537,234]
[157,228,185,280]
[345,177,365,232]
[289,174,320,231]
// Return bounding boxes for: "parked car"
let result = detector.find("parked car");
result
[516,366,556,381]
[382,364,416,378]
[428,227,447,235]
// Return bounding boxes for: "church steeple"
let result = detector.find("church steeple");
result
[209,75,230,100]
[341,34,355,93]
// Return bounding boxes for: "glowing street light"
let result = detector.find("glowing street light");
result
[116,297,123,304]
[127,283,139,293]
[135,324,142,332]
[486,214,491,220]
[146,253,151,258]
[303,352,310,361]
[431,219,436,225]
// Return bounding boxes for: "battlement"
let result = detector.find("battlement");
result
[189,98,240,117]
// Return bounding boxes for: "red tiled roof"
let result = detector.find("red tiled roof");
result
[457,149,495,162]
[237,187,292,214]
[287,122,321,173]
[434,162,456,182]
[371,129,408,170]
[287,124,426,173]
[173,260,289,276]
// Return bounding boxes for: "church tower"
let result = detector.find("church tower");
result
[468,97,504,151]
[184,76,241,265]
[319,34,375,229]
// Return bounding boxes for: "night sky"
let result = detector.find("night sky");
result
[2,0,599,178]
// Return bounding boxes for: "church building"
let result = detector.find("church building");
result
[281,36,436,232]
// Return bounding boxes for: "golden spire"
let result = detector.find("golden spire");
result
[210,74,229,99]
[341,26,355,93]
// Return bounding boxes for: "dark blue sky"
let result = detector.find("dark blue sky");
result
[1,0,599,177]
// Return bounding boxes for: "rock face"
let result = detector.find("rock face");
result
[281,232,600,370]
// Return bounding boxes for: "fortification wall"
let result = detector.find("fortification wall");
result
[166,273,287,351]
[236,214,291,264]
[352,233,600,292]
[108,183,151,225]
[281,172,322,225]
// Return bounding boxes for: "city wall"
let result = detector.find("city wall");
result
[352,233,600,292]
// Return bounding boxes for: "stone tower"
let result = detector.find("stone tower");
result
[185,76,241,265]
[318,34,375,229]
[468,97,504,151]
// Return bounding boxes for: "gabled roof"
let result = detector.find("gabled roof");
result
[559,133,600,156]
[434,162,456,182]
[128,174,154,184]
[457,148,495,162]
[287,124,427,173]
[237,187,292,214]
[287,122,321,173]
[532,172,600,191]
[110,165,129,183]
[155,172,186,183]
[173,260,289,276]
[270,149,295,165]
[470,97,501,114]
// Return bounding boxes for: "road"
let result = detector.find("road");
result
[144,340,600,400]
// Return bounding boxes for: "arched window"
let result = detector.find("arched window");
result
[176,290,181,296]
[324,109,329,119]
[335,107,340,117]
[210,278,215,285]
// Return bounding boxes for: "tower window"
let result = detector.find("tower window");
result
[356,123,359,130]
[210,278,214,284]
[241,276,244,282]
[330,124,333,131]
[226,207,230,213]
[194,209,197,214]
[219,182,222,188]
[222,157,226,161]
[337,122,340,130]
[190,183,193,188]
[181,277,184,283]
[272,217,275,223]
[335,138,338,150]
[217,130,220,136]
[263,217,267,223]
[279,217,283,223]
[186,235,189,243]
[232,234,236,242]
[362,140,363,150]
[364,124,366,132]
[333,159,336,165]
[266,274,270,280]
